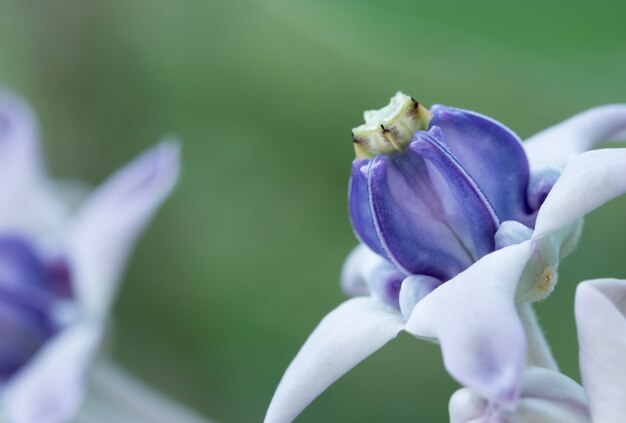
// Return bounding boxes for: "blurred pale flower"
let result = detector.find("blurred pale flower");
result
[448,278,626,423]
[265,93,626,422]
[0,91,179,422]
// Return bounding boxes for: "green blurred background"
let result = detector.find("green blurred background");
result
[1,1,626,421]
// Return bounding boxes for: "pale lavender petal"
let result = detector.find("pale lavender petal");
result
[368,128,498,279]
[533,148,626,240]
[0,91,64,232]
[265,297,404,423]
[575,279,626,423]
[340,244,406,307]
[449,367,590,423]
[430,105,533,225]
[515,221,584,303]
[340,244,379,297]
[2,322,101,423]
[524,104,626,171]
[67,140,180,318]
[405,241,533,406]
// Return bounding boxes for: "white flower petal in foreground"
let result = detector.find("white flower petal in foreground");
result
[406,242,533,406]
[524,104,626,171]
[265,297,404,423]
[448,278,626,423]
[532,148,626,239]
[575,279,626,423]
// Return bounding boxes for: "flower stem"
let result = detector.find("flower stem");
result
[517,302,559,371]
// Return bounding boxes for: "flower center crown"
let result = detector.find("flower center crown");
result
[352,91,432,159]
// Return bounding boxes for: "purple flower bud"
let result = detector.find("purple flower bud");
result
[348,93,557,286]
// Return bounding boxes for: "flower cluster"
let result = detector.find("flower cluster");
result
[266,92,626,422]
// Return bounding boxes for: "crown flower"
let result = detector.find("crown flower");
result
[266,92,626,423]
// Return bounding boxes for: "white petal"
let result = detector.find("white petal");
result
[67,140,180,318]
[449,367,590,423]
[524,104,626,171]
[575,279,626,423]
[340,244,382,297]
[2,323,101,423]
[533,148,626,240]
[405,241,533,406]
[265,297,404,423]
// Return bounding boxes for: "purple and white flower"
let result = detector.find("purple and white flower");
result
[265,92,626,422]
[0,91,179,422]
[449,278,626,423]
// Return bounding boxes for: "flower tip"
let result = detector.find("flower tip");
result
[158,134,181,151]
[155,136,181,166]
[143,137,182,184]
[351,92,432,157]
[0,90,37,141]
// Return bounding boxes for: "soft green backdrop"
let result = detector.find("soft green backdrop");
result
[1,1,625,421]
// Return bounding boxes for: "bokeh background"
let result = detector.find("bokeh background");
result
[1,1,626,421]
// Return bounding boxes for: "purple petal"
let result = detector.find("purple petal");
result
[0,236,65,378]
[348,160,385,257]
[533,148,626,240]
[430,105,533,225]
[0,236,47,292]
[67,140,180,318]
[0,301,54,379]
[265,298,404,423]
[365,260,405,309]
[405,241,533,406]
[3,322,100,423]
[524,104,626,171]
[368,127,498,279]
[575,279,626,423]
